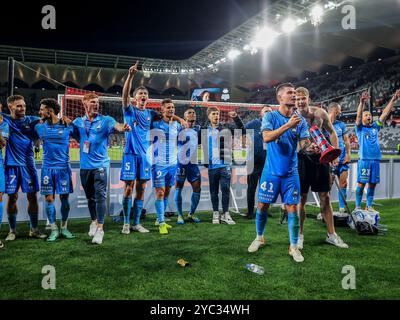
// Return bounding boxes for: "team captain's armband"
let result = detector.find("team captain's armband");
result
[376,120,383,127]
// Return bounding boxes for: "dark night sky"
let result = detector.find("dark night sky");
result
[1,0,271,59]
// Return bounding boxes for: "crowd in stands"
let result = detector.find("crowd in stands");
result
[246,55,400,113]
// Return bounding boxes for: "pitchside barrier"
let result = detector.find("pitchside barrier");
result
[3,158,399,223]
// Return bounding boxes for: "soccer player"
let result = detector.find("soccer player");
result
[175,108,201,224]
[248,83,310,262]
[328,102,351,215]
[199,107,244,225]
[243,106,272,219]
[73,93,131,244]
[151,98,184,234]
[295,87,348,249]
[355,89,400,211]
[0,113,10,249]
[34,98,75,242]
[1,95,46,241]
[121,63,186,234]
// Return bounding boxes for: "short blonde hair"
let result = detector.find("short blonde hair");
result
[296,87,309,97]
[82,93,99,101]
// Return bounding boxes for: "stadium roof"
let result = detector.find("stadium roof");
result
[0,0,399,87]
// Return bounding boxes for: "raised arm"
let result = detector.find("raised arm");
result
[122,61,139,108]
[262,115,301,143]
[356,91,370,127]
[379,89,400,124]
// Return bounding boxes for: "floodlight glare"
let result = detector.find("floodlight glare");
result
[227,49,241,60]
[251,26,280,48]
[310,5,324,26]
[282,18,297,33]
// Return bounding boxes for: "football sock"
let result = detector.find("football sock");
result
[29,212,39,230]
[338,187,347,210]
[355,185,364,208]
[60,197,70,223]
[8,213,17,231]
[366,186,376,208]
[45,202,56,225]
[288,211,300,246]
[133,199,144,225]
[155,199,165,223]
[190,192,201,215]
[123,197,132,225]
[174,188,183,217]
[255,208,268,237]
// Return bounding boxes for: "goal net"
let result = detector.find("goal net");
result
[59,87,272,215]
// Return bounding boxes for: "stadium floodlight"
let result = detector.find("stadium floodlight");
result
[325,1,337,10]
[227,49,241,60]
[282,17,297,33]
[310,4,324,26]
[251,26,280,48]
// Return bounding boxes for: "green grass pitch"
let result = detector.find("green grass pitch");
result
[0,198,399,300]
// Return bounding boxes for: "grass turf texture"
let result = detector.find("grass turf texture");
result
[0,198,399,300]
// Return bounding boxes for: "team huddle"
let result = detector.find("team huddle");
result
[0,62,398,262]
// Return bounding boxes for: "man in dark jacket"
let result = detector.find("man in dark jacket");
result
[199,107,244,225]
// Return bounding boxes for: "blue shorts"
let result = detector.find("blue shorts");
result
[357,160,380,184]
[5,165,39,194]
[336,161,350,176]
[120,153,151,181]
[176,163,201,184]
[152,165,177,188]
[0,164,5,193]
[258,170,300,205]
[41,167,73,195]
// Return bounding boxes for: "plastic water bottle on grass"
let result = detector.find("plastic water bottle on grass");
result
[245,263,264,275]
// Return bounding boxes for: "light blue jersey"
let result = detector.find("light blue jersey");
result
[355,122,382,161]
[333,120,347,163]
[151,119,182,166]
[261,110,309,177]
[123,105,159,156]
[0,121,10,164]
[1,113,40,167]
[72,115,116,169]
[177,125,200,165]
[207,126,227,170]
[35,121,74,169]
